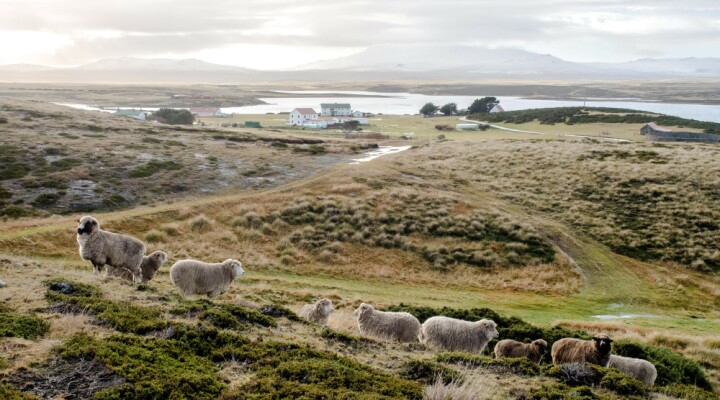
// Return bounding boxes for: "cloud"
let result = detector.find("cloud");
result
[0,0,718,66]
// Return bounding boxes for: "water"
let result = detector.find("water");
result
[349,145,412,164]
[221,91,720,123]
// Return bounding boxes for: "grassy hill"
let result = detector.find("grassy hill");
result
[0,99,718,399]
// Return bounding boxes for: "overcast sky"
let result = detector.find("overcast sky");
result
[1,0,719,69]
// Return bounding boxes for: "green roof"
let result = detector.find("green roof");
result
[320,103,351,108]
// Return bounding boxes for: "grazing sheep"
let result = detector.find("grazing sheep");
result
[495,339,548,363]
[299,298,334,325]
[607,354,657,386]
[107,251,168,282]
[76,215,145,283]
[353,303,421,342]
[419,316,499,354]
[169,259,244,298]
[551,334,613,366]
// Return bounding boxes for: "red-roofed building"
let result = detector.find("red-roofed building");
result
[287,108,318,126]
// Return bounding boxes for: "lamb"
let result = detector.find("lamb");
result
[76,215,145,283]
[494,339,548,363]
[353,303,421,342]
[419,316,499,354]
[551,334,613,366]
[169,258,244,298]
[607,354,657,386]
[107,251,168,283]
[299,298,334,325]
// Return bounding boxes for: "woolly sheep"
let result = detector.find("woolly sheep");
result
[607,354,657,386]
[169,258,244,298]
[76,215,145,283]
[551,334,613,366]
[353,303,421,342]
[419,316,499,354]
[299,298,334,325]
[494,339,548,363]
[107,251,168,283]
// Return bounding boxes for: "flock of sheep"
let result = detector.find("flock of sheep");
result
[75,215,657,387]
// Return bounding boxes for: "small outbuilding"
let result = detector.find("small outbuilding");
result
[245,121,262,128]
[456,123,480,130]
[114,109,146,120]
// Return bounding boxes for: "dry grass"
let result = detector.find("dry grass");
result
[424,375,489,400]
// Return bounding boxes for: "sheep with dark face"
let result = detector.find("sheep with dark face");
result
[299,298,334,325]
[107,251,168,282]
[169,259,244,298]
[494,339,548,363]
[607,355,657,386]
[353,303,421,342]
[551,334,613,366]
[419,316,499,354]
[76,215,145,283]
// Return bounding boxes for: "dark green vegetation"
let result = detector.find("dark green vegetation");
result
[0,304,50,340]
[129,160,184,178]
[154,108,195,125]
[479,106,720,133]
[263,192,555,270]
[419,102,439,116]
[545,363,647,397]
[468,97,500,114]
[170,299,277,329]
[400,359,462,385]
[0,384,38,400]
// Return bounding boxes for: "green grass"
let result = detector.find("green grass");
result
[0,304,50,340]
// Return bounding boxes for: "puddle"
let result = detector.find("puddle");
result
[350,145,412,164]
[593,314,664,320]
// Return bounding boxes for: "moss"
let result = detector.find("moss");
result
[437,353,544,376]
[129,160,183,178]
[401,359,462,385]
[259,305,303,322]
[613,340,712,390]
[658,384,717,400]
[0,304,50,340]
[0,384,39,400]
[172,300,277,329]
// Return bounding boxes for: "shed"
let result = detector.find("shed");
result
[245,121,262,128]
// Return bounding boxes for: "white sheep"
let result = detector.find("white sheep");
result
[419,316,499,354]
[353,303,421,342]
[169,258,244,298]
[299,298,334,325]
[107,250,168,282]
[76,215,145,283]
[551,334,613,366]
[607,354,657,386]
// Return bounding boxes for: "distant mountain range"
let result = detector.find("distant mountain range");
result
[1,46,719,83]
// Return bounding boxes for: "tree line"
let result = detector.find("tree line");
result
[419,97,499,117]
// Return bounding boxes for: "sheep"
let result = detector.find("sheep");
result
[607,354,657,386]
[353,303,421,342]
[299,298,334,325]
[169,258,244,298]
[106,251,168,283]
[494,339,548,363]
[551,334,613,366]
[419,316,499,354]
[76,215,145,283]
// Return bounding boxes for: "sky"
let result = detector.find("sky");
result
[0,0,719,69]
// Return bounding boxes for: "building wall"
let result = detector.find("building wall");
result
[322,107,352,117]
[645,130,720,143]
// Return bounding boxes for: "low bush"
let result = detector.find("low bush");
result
[0,304,50,340]
[129,160,183,178]
[0,384,38,400]
[526,383,604,400]
[437,353,543,376]
[401,359,462,385]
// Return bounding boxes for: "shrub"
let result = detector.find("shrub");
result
[0,384,38,400]
[526,383,601,400]
[129,160,183,178]
[659,384,718,400]
[0,304,50,340]
[437,353,543,376]
[189,214,212,233]
[31,192,61,207]
[144,229,165,243]
[613,340,712,390]
[401,360,462,385]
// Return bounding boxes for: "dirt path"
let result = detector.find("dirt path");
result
[460,117,631,143]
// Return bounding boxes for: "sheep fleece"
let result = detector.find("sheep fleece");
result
[494,339,547,363]
[420,316,497,353]
[551,336,612,366]
[107,251,167,282]
[608,355,657,386]
[299,299,333,325]
[170,259,243,298]
[77,216,145,280]
[356,307,421,342]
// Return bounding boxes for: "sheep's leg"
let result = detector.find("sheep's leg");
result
[208,289,224,298]
[92,262,104,275]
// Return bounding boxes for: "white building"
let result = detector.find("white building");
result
[287,108,318,126]
[489,104,505,113]
[303,119,328,129]
[321,103,352,117]
[114,109,146,120]
[352,110,364,118]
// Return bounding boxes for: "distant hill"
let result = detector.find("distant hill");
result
[1,49,720,83]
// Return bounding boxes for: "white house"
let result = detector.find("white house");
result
[321,103,352,117]
[489,104,505,113]
[287,108,318,126]
[352,110,364,118]
[303,119,328,129]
